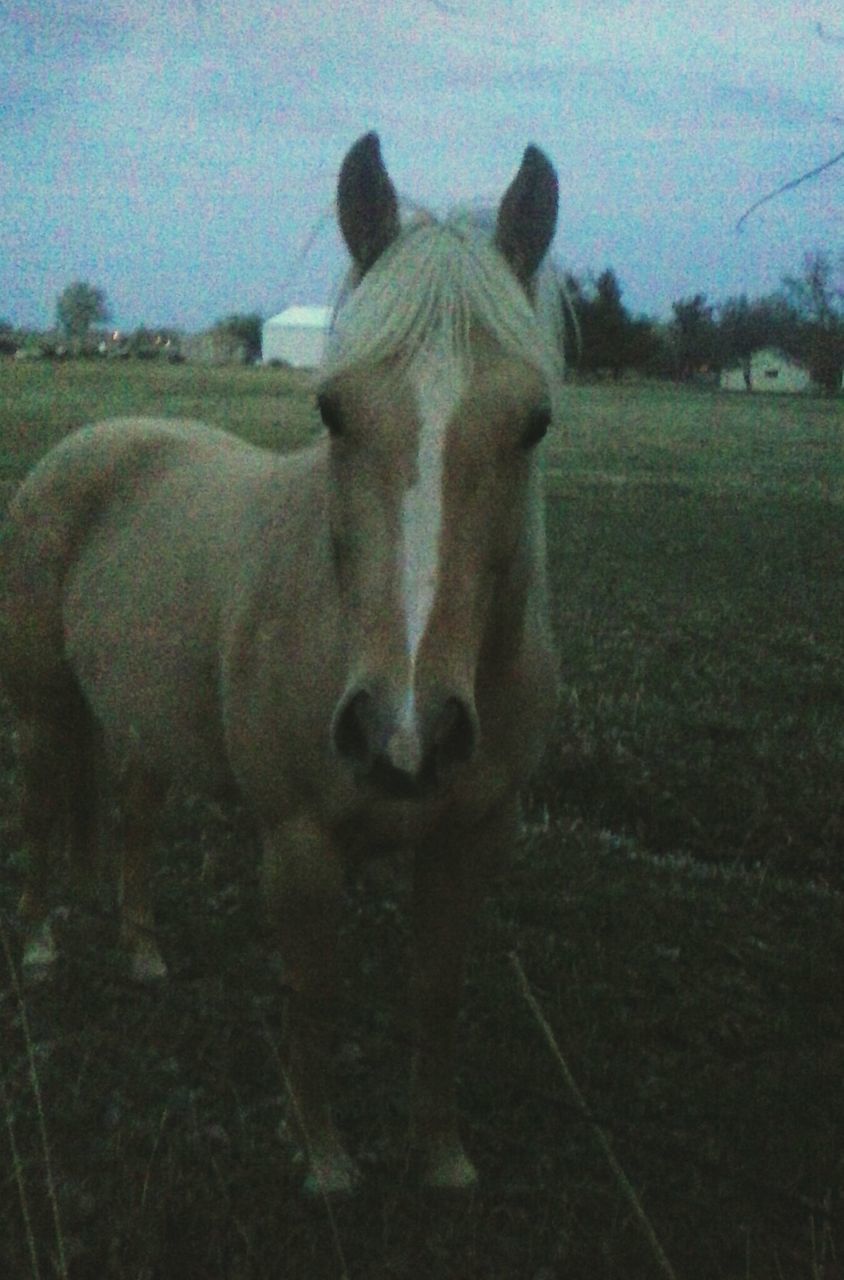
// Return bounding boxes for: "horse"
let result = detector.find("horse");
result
[0,132,564,1195]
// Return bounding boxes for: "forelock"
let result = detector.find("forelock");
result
[319,211,566,401]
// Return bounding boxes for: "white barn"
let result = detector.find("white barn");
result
[720,347,813,394]
[262,305,332,368]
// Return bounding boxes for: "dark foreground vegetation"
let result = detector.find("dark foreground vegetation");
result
[1,362,842,1279]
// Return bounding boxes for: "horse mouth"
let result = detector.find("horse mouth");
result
[362,754,440,802]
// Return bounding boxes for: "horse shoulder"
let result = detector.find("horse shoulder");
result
[219,449,344,819]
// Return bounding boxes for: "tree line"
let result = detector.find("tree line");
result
[3,252,842,389]
[0,285,264,364]
[564,250,844,391]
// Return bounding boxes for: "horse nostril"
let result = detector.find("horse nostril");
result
[333,688,478,792]
[332,688,376,766]
[434,697,478,769]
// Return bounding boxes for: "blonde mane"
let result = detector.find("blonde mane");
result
[319,210,567,424]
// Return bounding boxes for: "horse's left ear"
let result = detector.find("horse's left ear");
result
[337,132,401,275]
[495,145,558,285]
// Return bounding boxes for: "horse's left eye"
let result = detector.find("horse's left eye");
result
[520,408,550,449]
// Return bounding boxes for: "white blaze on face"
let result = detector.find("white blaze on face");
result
[397,350,465,735]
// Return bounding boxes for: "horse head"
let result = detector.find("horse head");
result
[319,133,559,801]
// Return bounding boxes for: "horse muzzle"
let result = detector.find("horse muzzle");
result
[331,684,479,799]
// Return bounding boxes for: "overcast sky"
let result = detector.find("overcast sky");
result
[2,0,841,332]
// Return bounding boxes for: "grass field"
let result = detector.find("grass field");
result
[1,360,842,1279]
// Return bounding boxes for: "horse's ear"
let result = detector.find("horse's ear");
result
[337,132,401,275]
[495,144,558,285]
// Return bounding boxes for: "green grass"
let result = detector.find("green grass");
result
[0,359,322,489]
[542,481,842,883]
[554,381,843,503]
[1,360,842,1278]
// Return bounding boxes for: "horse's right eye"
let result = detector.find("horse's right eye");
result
[317,393,344,436]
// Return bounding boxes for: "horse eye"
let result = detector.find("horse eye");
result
[317,392,344,436]
[520,408,550,449]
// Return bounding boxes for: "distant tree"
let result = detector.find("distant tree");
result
[781,250,844,392]
[0,319,16,356]
[56,282,111,348]
[669,294,718,379]
[129,327,159,358]
[561,272,586,359]
[565,268,661,378]
[625,314,666,374]
[214,313,263,362]
[782,250,843,328]
[124,326,182,360]
[588,269,628,379]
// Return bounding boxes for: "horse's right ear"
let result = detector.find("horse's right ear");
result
[337,132,401,275]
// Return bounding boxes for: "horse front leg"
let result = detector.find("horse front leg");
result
[17,713,65,980]
[116,767,168,982]
[262,816,356,1196]
[16,687,96,982]
[410,797,518,1189]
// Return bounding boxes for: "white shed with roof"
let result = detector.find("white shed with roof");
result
[720,347,813,393]
[262,305,332,368]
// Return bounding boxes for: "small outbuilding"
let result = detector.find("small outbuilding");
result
[262,305,332,368]
[183,330,248,366]
[720,347,813,394]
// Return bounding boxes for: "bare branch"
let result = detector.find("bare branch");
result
[510,953,679,1280]
[736,147,844,232]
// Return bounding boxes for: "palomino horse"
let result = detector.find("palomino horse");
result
[0,132,563,1194]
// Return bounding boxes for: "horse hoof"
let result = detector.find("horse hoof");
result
[22,925,57,983]
[129,951,168,983]
[422,1148,478,1191]
[21,957,55,987]
[302,1153,360,1198]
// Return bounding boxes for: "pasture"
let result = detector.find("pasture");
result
[1,359,842,1279]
